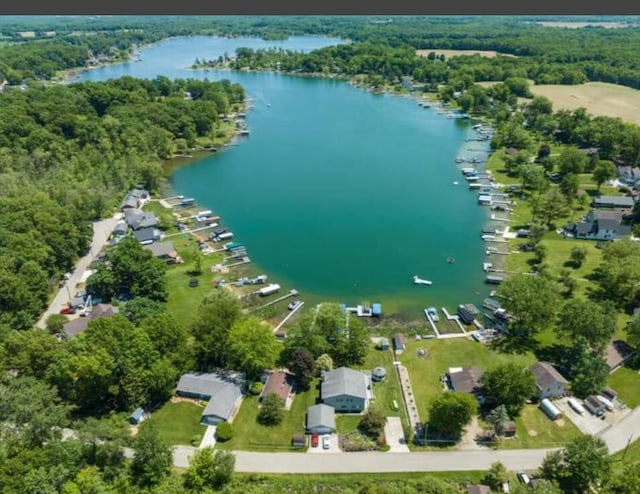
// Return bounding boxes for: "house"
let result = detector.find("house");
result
[260,371,294,408]
[125,210,159,230]
[592,195,635,209]
[467,485,491,494]
[605,340,633,372]
[112,221,128,237]
[133,227,162,244]
[321,367,371,413]
[529,361,569,400]
[129,407,147,425]
[378,337,390,351]
[584,395,606,416]
[447,367,484,395]
[144,241,181,263]
[306,403,336,434]
[566,210,631,241]
[393,333,406,354]
[616,165,640,188]
[457,304,481,324]
[120,188,149,211]
[62,303,120,338]
[176,370,245,425]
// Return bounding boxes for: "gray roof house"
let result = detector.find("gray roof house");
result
[592,195,635,209]
[62,304,120,338]
[447,367,484,395]
[112,221,128,237]
[529,361,568,400]
[133,227,162,244]
[321,367,371,413]
[176,370,245,425]
[144,241,180,263]
[306,403,336,434]
[567,210,631,241]
[126,210,159,230]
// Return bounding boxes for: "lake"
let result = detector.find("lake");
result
[77,35,494,316]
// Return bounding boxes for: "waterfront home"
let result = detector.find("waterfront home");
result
[592,195,635,209]
[306,403,336,435]
[565,210,631,241]
[616,165,640,188]
[112,221,128,238]
[133,227,162,244]
[447,367,484,396]
[175,370,245,425]
[120,187,149,211]
[125,210,159,230]
[605,340,633,372]
[320,367,371,413]
[260,370,294,409]
[144,241,181,264]
[62,303,119,338]
[529,361,568,400]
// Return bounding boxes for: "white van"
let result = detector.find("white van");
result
[517,471,531,486]
[568,397,586,415]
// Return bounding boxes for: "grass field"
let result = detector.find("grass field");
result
[399,339,536,422]
[416,49,517,59]
[607,366,640,408]
[215,380,318,452]
[142,200,180,235]
[498,404,582,449]
[146,401,206,446]
[529,82,640,125]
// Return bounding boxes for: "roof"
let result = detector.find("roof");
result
[393,333,405,349]
[261,371,294,403]
[113,221,128,234]
[62,304,119,337]
[574,222,595,235]
[130,407,146,420]
[448,367,484,394]
[585,395,604,409]
[145,241,176,258]
[122,196,138,209]
[177,370,245,421]
[321,367,368,400]
[307,403,336,430]
[468,485,491,494]
[127,211,158,230]
[133,227,161,243]
[529,361,568,390]
[593,195,635,208]
[379,337,390,347]
[605,340,633,370]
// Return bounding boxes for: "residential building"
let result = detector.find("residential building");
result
[260,370,294,408]
[175,370,245,425]
[133,227,162,244]
[321,367,371,413]
[447,367,484,395]
[529,361,569,400]
[605,340,633,372]
[306,403,336,434]
[566,210,631,241]
[62,304,120,338]
[592,195,635,209]
[126,210,159,230]
[144,241,181,263]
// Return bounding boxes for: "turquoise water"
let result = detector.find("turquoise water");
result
[77,36,493,316]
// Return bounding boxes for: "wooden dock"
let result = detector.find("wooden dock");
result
[250,289,299,312]
[272,301,305,333]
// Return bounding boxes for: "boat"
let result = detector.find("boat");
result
[453,181,459,185]
[413,275,432,285]
[455,157,465,163]
[482,234,496,241]
[483,262,493,272]
[425,307,439,322]
[446,257,455,264]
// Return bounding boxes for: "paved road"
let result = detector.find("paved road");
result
[598,405,640,454]
[35,215,120,329]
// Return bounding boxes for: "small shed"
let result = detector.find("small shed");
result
[393,333,406,354]
[291,433,307,448]
[584,395,606,416]
[372,303,382,317]
[129,407,147,425]
[503,420,517,437]
[372,367,387,382]
[378,337,390,351]
[539,398,562,421]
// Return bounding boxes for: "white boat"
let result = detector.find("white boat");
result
[413,275,432,285]
[482,234,496,241]
[453,181,459,185]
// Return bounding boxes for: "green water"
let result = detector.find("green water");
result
[77,35,494,316]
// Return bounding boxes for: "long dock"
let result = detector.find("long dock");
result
[424,310,440,337]
[272,301,305,333]
[250,289,298,312]
[441,308,466,333]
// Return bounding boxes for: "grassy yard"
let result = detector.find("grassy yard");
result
[400,339,536,423]
[142,200,180,235]
[145,401,207,446]
[608,366,640,408]
[215,380,318,452]
[498,404,582,449]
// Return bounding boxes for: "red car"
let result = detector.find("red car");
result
[311,432,319,447]
[59,305,75,315]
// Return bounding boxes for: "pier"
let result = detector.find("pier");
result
[272,301,305,333]
[250,289,299,312]
[440,308,466,333]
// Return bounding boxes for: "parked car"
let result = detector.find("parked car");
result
[311,432,319,448]
[517,471,531,486]
[59,305,75,315]
[322,434,331,450]
[288,300,302,311]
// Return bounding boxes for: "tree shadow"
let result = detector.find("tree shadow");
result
[489,335,538,355]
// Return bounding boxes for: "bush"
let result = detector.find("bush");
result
[250,381,263,396]
[216,422,234,442]
[190,435,202,446]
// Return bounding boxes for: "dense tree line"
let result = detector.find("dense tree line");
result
[0,76,243,329]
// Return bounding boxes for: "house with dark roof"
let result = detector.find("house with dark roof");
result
[467,485,491,494]
[62,304,120,338]
[321,367,371,413]
[260,370,294,409]
[605,340,633,372]
[144,241,181,263]
[133,227,162,244]
[592,195,635,209]
[125,210,159,230]
[566,210,631,241]
[176,370,245,425]
[616,165,640,188]
[529,361,569,400]
[447,367,484,395]
[306,403,336,434]
[112,221,128,237]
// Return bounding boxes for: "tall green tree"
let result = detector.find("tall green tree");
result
[183,447,235,492]
[427,392,477,437]
[227,316,279,379]
[256,392,284,426]
[480,363,536,417]
[130,421,173,488]
[556,299,616,352]
[287,347,315,390]
[592,160,616,191]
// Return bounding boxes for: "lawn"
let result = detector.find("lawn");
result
[142,200,179,235]
[215,380,318,452]
[498,404,582,449]
[399,338,536,423]
[145,401,207,446]
[607,366,640,408]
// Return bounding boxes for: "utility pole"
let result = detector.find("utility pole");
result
[621,434,633,462]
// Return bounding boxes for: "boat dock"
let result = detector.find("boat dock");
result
[250,289,299,312]
[440,308,466,333]
[272,301,305,333]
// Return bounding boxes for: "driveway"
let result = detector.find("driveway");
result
[307,433,340,453]
[554,397,610,436]
[199,426,217,449]
[35,215,120,329]
[384,417,410,452]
